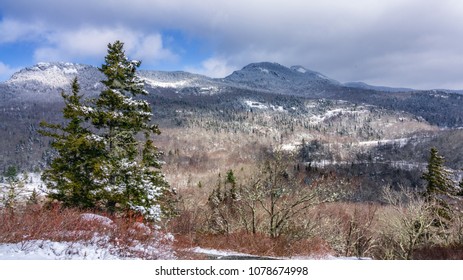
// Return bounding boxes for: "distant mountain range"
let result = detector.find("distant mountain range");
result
[1,61,462,129]
[1,61,463,173]
[2,61,463,99]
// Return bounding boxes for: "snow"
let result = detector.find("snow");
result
[0,172,45,204]
[0,218,176,260]
[281,143,298,151]
[192,247,254,257]
[0,240,120,260]
[80,213,114,227]
[356,138,410,148]
[144,78,192,88]
[190,247,369,260]
[258,67,270,73]
[244,100,268,110]
[308,108,369,124]
[296,67,307,73]
[243,100,286,112]
[6,62,82,88]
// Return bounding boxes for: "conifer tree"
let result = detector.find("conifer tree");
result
[89,40,172,221]
[421,147,455,224]
[421,147,453,198]
[40,78,106,208]
[40,41,174,221]
[1,166,27,210]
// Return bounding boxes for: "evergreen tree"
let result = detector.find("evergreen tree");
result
[1,166,27,210]
[421,147,455,224]
[421,147,453,198]
[89,41,172,221]
[40,41,174,221]
[39,78,106,209]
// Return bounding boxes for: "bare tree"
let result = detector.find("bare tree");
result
[240,151,319,238]
[379,186,447,259]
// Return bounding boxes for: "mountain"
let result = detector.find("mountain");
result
[3,61,463,98]
[224,62,341,95]
[5,62,104,94]
[343,81,415,93]
[1,61,344,99]
[2,62,230,98]
[140,70,229,95]
[1,61,462,128]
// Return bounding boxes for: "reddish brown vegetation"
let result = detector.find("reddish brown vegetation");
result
[0,205,173,259]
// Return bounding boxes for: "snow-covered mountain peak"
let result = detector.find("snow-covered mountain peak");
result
[4,62,105,96]
[6,62,88,88]
[6,62,102,88]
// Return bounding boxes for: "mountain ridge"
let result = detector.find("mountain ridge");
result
[2,61,463,99]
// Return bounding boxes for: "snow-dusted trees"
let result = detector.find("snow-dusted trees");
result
[1,166,28,210]
[40,78,105,209]
[91,40,172,221]
[40,41,173,221]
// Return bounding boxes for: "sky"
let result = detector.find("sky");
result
[1,0,463,89]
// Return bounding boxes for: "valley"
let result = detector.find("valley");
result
[1,61,463,259]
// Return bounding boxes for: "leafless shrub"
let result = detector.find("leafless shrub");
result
[375,186,449,259]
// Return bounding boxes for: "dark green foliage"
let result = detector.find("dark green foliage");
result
[1,167,27,210]
[39,78,106,209]
[89,41,172,220]
[421,147,453,198]
[39,41,174,221]
[421,147,456,225]
[4,166,18,180]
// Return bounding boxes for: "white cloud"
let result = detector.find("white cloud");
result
[3,0,463,88]
[0,18,46,43]
[0,62,17,81]
[185,57,235,78]
[131,34,178,66]
[33,27,177,66]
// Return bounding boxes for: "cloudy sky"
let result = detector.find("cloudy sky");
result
[1,0,463,89]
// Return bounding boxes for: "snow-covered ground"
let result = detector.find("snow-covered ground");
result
[0,213,176,260]
[356,138,410,148]
[0,172,45,204]
[243,100,285,112]
[189,247,368,260]
[0,240,121,260]
[0,236,176,260]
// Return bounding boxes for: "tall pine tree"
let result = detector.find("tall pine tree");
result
[40,41,174,221]
[89,41,172,221]
[421,147,455,224]
[421,147,453,198]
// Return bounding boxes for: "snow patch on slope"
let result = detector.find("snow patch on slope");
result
[243,100,285,112]
[144,79,192,88]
